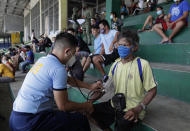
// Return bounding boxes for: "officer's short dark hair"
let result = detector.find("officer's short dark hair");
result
[99,20,110,29]
[118,30,139,46]
[55,32,78,48]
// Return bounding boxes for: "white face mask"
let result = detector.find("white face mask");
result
[156,10,162,15]
[66,55,76,67]
[110,15,113,19]
[2,60,7,64]
[174,0,180,2]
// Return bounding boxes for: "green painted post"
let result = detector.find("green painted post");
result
[106,0,121,26]
[20,31,24,43]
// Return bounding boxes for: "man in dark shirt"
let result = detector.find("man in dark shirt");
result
[67,28,90,60]
[43,35,52,48]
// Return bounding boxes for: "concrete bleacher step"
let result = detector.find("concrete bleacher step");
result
[9,71,26,100]
[34,52,46,62]
[136,43,190,65]
[138,27,190,44]
[144,95,190,131]
[151,62,190,103]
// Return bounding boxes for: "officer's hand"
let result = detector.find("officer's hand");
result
[85,102,94,114]
[67,77,76,87]
[90,81,103,90]
[123,106,142,123]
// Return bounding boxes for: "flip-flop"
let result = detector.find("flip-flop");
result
[167,41,173,44]
[137,29,144,32]
[160,40,169,44]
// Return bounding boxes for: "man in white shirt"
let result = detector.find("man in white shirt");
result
[91,20,120,80]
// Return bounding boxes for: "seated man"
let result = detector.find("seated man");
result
[10,32,102,131]
[43,34,53,48]
[19,45,34,73]
[90,30,157,131]
[0,55,15,83]
[83,25,102,72]
[139,6,167,32]
[133,0,147,15]
[153,0,190,43]
[38,38,46,53]
[67,28,91,64]
[91,20,120,80]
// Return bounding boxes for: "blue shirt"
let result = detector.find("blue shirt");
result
[169,0,190,22]
[13,55,68,114]
[94,35,101,54]
[26,50,34,64]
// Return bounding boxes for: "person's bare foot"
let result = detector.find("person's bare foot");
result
[168,39,173,43]
[161,38,169,44]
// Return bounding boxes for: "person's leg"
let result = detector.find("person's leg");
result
[142,15,153,30]
[86,25,91,45]
[81,57,87,67]
[169,21,185,42]
[153,23,169,43]
[91,101,115,131]
[10,110,90,131]
[0,77,14,83]
[76,51,89,60]
[37,111,90,131]
[92,55,106,76]
[20,61,29,72]
[83,56,92,72]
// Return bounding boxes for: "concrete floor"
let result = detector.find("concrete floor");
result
[0,83,12,131]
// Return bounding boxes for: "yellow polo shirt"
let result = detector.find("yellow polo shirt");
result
[0,64,14,78]
[109,57,156,120]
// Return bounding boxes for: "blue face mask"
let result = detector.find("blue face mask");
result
[118,45,133,59]
[156,10,162,15]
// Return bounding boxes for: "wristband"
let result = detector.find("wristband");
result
[140,103,146,110]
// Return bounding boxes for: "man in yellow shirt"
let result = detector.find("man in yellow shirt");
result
[0,58,15,83]
[91,30,157,131]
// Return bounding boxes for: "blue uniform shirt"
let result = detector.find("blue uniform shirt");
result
[13,55,67,114]
[169,0,190,22]
[94,35,101,54]
[26,50,34,64]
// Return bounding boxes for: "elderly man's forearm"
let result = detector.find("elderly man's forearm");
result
[142,87,157,105]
